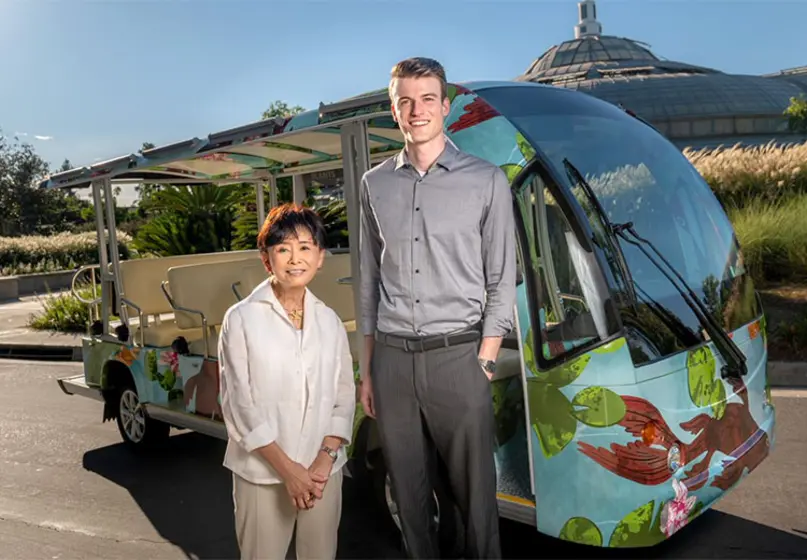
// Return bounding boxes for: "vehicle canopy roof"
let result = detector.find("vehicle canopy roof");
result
[37,80,541,192]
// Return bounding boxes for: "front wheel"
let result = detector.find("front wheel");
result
[115,380,170,450]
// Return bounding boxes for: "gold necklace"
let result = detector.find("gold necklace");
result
[286,307,304,322]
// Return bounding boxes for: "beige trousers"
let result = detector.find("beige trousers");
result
[232,468,343,560]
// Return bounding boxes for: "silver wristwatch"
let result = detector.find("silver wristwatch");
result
[479,358,497,373]
[320,445,338,461]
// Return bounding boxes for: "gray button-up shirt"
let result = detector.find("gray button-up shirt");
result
[359,141,516,338]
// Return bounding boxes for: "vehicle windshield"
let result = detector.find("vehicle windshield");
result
[481,85,759,365]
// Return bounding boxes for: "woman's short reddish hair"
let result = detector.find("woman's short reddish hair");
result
[256,203,327,252]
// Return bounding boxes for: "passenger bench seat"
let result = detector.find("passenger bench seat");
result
[165,258,261,359]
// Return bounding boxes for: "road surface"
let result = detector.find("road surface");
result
[0,359,804,558]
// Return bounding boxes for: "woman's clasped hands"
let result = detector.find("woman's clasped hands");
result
[281,454,333,510]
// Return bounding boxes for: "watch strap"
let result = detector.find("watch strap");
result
[479,358,497,373]
[320,445,339,461]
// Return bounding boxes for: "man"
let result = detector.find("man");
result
[358,56,516,559]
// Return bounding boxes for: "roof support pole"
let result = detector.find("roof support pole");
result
[339,120,371,380]
[256,181,266,228]
[90,180,112,338]
[268,175,278,209]
[292,174,306,206]
[102,177,129,329]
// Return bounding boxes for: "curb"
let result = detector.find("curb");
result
[0,343,82,362]
[768,361,807,388]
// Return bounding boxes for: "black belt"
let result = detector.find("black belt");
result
[374,325,481,353]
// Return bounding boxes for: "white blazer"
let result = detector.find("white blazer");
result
[218,277,356,485]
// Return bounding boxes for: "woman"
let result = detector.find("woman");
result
[218,203,356,560]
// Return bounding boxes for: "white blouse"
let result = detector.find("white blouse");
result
[218,278,356,485]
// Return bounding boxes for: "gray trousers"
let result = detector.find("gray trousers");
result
[372,336,501,559]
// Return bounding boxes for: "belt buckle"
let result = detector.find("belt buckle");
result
[403,338,424,353]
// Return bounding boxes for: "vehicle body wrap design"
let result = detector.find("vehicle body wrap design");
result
[51,79,775,549]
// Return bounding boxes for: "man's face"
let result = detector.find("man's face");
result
[390,75,450,146]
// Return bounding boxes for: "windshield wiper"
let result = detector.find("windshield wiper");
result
[561,158,745,379]
[614,223,747,379]
[562,158,637,306]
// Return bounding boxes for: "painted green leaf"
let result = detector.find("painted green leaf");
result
[161,369,176,392]
[168,389,184,402]
[501,163,523,183]
[592,338,626,354]
[711,379,726,420]
[559,517,603,546]
[688,500,704,522]
[516,132,536,161]
[491,379,522,445]
[571,386,627,427]
[608,500,664,548]
[544,353,591,387]
[687,347,716,408]
[687,346,727,419]
[760,315,767,345]
[527,382,577,457]
[523,327,536,373]
[491,379,509,417]
[146,351,158,381]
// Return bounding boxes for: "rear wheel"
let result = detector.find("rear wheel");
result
[115,379,170,450]
[368,446,464,558]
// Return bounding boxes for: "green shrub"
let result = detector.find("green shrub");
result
[27,285,99,333]
[0,230,133,276]
[728,194,807,285]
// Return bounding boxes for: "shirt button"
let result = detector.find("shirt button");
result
[415,269,420,273]
[416,299,420,303]
[415,237,419,241]
[415,207,420,211]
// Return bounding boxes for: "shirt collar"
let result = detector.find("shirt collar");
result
[394,138,459,173]
[250,277,320,314]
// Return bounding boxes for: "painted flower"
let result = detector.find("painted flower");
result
[660,478,697,537]
[160,351,180,374]
[114,346,140,366]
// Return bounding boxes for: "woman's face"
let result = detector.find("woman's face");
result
[261,227,325,290]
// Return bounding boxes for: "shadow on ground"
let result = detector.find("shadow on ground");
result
[82,431,806,559]
[81,431,404,560]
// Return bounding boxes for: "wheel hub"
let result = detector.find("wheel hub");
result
[119,388,146,443]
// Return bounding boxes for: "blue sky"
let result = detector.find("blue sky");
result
[2,0,805,204]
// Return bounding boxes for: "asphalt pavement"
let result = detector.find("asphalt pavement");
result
[0,359,804,559]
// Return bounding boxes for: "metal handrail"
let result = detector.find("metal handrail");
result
[231,281,243,301]
[119,297,145,347]
[71,264,102,305]
[71,264,102,328]
[160,280,211,360]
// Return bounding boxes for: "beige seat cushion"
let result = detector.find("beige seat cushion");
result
[188,329,220,359]
[343,320,359,361]
[134,321,204,348]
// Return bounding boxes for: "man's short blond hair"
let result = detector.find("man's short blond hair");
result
[389,57,448,100]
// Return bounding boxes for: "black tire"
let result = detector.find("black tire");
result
[368,446,464,558]
[114,377,170,451]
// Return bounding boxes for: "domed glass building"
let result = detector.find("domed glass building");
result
[515,1,807,149]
